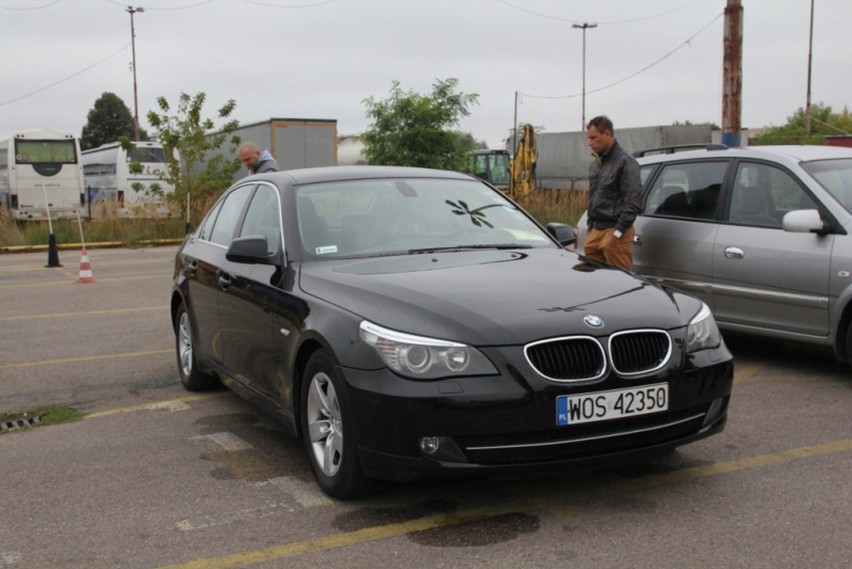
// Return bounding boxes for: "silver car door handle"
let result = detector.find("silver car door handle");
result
[633,235,642,245]
[724,246,745,259]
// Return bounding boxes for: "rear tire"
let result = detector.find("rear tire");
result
[175,302,217,391]
[301,350,370,499]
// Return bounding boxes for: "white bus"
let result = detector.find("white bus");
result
[0,130,85,221]
[81,141,176,217]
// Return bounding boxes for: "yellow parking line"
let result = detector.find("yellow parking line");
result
[154,437,852,569]
[0,274,166,289]
[0,306,167,322]
[733,362,760,384]
[85,393,224,419]
[0,349,173,369]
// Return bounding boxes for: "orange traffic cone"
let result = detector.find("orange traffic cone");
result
[77,247,95,283]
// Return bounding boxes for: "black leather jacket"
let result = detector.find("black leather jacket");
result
[586,140,642,234]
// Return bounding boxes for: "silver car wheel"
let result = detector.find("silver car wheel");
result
[177,310,194,378]
[306,372,343,478]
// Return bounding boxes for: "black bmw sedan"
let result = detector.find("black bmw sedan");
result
[171,165,733,499]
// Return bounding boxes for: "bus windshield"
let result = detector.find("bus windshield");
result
[15,140,77,164]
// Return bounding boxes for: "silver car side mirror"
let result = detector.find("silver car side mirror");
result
[782,209,827,234]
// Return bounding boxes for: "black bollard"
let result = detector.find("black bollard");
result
[45,233,62,268]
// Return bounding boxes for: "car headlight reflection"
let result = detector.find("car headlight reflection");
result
[359,321,496,379]
[686,303,722,353]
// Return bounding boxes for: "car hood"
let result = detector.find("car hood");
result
[299,248,693,345]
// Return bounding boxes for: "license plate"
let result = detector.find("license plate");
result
[556,383,668,426]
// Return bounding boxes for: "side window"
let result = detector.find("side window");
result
[730,162,815,228]
[239,184,281,255]
[639,164,656,187]
[644,161,727,220]
[209,184,254,246]
[196,199,224,242]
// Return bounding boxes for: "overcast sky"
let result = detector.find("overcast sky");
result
[0,0,849,149]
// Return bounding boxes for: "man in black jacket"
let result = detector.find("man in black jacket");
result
[583,116,642,270]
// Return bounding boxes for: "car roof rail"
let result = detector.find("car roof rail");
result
[633,143,728,158]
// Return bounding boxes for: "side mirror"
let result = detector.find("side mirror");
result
[782,209,828,234]
[226,235,276,264]
[547,222,577,247]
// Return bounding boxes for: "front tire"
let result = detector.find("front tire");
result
[301,350,370,499]
[174,302,217,391]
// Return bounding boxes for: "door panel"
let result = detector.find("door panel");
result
[711,225,832,336]
[633,216,718,308]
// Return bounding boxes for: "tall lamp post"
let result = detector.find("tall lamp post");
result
[572,22,597,130]
[127,6,144,141]
[805,0,815,135]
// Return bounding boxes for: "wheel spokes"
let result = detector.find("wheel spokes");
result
[307,373,343,476]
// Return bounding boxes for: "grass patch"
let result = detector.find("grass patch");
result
[0,198,217,248]
[516,187,588,227]
[0,404,86,434]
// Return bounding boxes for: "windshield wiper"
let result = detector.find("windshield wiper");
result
[408,244,532,254]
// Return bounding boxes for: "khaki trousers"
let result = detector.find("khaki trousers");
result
[584,226,635,270]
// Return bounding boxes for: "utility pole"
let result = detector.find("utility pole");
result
[721,0,743,147]
[128,6,145,141]
[572,22,597,130]
[805,0,815,135]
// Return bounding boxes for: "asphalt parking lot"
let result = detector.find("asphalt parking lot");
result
[1,245,850,569]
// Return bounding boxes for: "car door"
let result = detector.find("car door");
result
[712,160,832,337]
[180,197,227,367]
[217,183,287,401]
[632,160,729,309]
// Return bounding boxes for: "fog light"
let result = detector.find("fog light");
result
[419,436,441,455]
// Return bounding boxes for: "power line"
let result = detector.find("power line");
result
[0,0,63,10]
[494,0,711,25]
[242,0,341,7]
[0,43,129,108]
[518,12,722,101]
[103,0,216,10]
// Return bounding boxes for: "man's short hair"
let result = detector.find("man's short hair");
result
[587,115,613,134]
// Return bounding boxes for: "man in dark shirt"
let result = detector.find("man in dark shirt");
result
[584,116,642,270]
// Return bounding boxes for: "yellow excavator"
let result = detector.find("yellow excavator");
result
[508,123,536,200]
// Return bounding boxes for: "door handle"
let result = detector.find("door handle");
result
[724,246,745,260]
[633,235,642,246]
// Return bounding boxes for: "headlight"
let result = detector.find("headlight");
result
[686,303,722,353]
[359,321,497,379]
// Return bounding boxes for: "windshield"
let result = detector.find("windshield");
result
[296,177,552,258]
[802,158,852,215]
[15,139,77,164]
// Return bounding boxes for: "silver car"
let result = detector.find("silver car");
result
[578,144,852,369]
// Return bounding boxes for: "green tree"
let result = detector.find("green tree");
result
[146,92,241,207]
[751,103,852,145]
[81,92,147,150]
[361,78,479,170]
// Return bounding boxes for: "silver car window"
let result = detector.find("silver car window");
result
[730,162,816,228]
[801,158,852,215]
[644,161,727,220]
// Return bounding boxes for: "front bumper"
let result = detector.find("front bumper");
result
[341,354,733,482]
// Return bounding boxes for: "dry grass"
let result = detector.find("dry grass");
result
[0,197,217,248]
[516,188,588,227]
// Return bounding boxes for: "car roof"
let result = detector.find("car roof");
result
[637,144,852,166]
[248,165,475,187]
